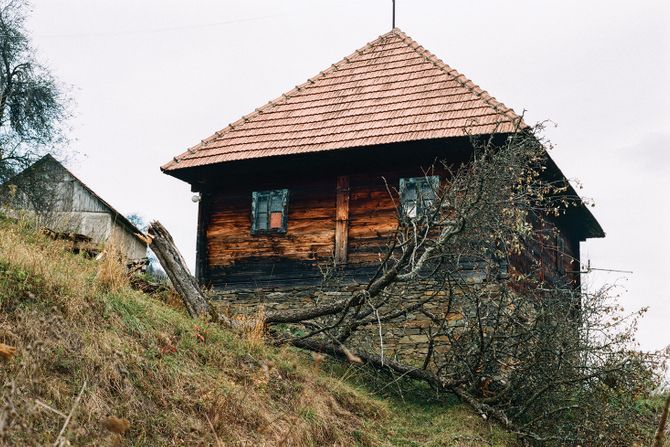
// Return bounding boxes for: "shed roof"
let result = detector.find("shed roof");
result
[162,28,523,172]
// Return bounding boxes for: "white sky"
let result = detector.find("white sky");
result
[25,0,669,352]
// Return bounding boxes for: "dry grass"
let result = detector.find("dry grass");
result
[0,217,385,446]
[0,217,93,315]
[95,234,130,293]
[0,216,517,446]
[238,305,266,346]
[320,361,517,447]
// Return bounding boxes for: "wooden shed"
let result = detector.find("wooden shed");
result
[3,154,147,260]
[162,29,604,290]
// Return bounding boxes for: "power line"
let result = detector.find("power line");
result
[38,15,279,39]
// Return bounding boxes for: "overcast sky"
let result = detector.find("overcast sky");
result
[25,0,669,352]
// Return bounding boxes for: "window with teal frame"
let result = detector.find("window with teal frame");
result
[251,189,289,234]
[399,176,439,219]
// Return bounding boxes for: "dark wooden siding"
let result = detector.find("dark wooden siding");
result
[205,176,337,287]
[509,219,582,288]
[203,170,582,289]
[204,168,436,288]
[348,173,400,266]
[194,139,585,290]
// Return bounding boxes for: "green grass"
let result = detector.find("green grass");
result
[321,361,516,446]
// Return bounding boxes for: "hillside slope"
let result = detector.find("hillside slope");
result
[0,217,515,446]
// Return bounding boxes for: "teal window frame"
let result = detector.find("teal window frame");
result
[251,189,289,234]
[399,176,440,219]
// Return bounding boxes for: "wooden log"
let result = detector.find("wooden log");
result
[128,275,168,294]
[147,221,211,319]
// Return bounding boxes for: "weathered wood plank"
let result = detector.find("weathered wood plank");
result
[195,192,210,285]
[335,176,350,266]
[200,157,562,288]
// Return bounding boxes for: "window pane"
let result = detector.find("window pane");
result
[405,187,417,201]
[255,194,269,231]
[270,193,283,212]
[418,183,435,214]
[257,195,269,213]
[418,178,437,203]
[257,212,268,230]
[252,189,288,232]
[406,201,417,218]
[420,183,435,198]
[400,179,416,217]
[269,211,283,229]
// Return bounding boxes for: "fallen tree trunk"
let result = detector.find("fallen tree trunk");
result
[146,221,212,319]
[291,338,449,390]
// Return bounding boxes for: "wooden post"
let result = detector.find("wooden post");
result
[335,176,350,266]
[195,191,209,286]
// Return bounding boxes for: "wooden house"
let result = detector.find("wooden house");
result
[2,154,147,260]
[162,29,604,291]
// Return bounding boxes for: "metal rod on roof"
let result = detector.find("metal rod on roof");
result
[392,0,396,28]
[581,260,633,275]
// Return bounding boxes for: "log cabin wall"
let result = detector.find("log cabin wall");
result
[509,219,582,288]
[197,140,466,289]
[191,138,585,290]
[203,166,445,288]
[347,172,399,268]
[204,175,337,288]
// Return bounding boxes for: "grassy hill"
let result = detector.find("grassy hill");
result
[0,217,515,446]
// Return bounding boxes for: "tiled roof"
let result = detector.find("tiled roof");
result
[162,28,523,172]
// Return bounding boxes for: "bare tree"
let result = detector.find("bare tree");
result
[149,123,666,445]
[0,0,68,185]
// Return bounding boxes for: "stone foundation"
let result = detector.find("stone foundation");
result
[210,277,493,365]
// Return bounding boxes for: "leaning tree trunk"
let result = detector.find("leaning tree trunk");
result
[147,221,211,319]
[653,391,670,447]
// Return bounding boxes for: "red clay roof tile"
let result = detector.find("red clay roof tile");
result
[162,28,523,172]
